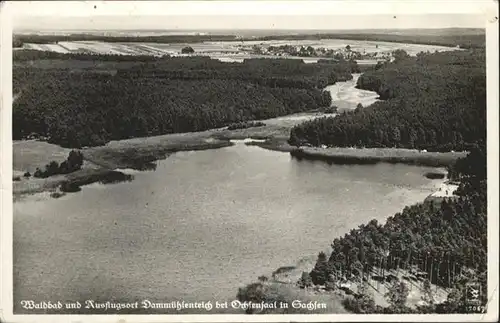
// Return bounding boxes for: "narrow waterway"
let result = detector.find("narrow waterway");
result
[325,73,380,111]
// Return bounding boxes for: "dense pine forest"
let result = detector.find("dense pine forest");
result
[13,54,356,148]
[306,142,487,313]
[236,48,488,314]
[289,49,486,152]
[298,49,488,313]
[13,49,162,62]
[236,143,488,314]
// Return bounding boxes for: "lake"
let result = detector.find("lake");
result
[13,141,445,313]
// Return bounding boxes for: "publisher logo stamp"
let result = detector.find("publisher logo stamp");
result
[465,282,481,305]
[464,282,486,313]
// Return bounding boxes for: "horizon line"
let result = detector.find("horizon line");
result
[13,27,486,33]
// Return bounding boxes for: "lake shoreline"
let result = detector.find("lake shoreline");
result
[13,117,459,314]
[12,108,317,200]
[12,69,464,200]
[13,115,465,200]
[13,138,234,200]
[245,139,467,167]
[240,175,455,314]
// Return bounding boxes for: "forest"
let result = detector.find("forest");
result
[237,145,487,315]
[289,49,486,152]
[13,49,163,62]
[13,55,354,148]
[300,49,488,314]
[306,142,487,314]
[117,57,356,88]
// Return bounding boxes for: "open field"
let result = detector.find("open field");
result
[19,38,462,63]
[14,28,484,49]
[13,140,74,173]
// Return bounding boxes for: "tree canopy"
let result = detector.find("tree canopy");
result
[294,49,487,313]
[181,46,195,54]
[13,55,355,148]
[289,49,486,152]
[307,142,487,313]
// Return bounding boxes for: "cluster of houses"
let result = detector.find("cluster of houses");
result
[240,43,394,61]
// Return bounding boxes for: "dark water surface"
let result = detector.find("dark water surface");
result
[14,142,443,313]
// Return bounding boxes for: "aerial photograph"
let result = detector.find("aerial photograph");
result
[8,4,491,318]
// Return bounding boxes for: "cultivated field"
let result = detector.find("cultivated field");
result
[20,38,462,62]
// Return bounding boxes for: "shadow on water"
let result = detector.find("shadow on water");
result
[290,150,379,166]
[53,141,234,198]
[290,148,457,167]
[60,170,134,193]
[131,161,158,171]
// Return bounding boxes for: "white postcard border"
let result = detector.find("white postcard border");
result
[1,1,498,322]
